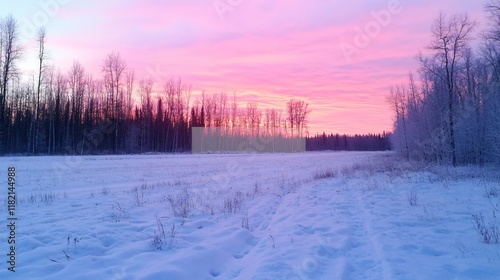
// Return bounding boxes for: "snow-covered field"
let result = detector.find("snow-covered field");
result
[1,151,500,279]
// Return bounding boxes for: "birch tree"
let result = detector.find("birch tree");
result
[419,12,476,166]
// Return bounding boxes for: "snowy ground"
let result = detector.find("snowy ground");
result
[1,151,500,279]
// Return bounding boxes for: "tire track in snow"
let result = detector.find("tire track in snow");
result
[350,184,392,280]
[236,179,354,279]
[300,182,352,279]
[231,185,292,279]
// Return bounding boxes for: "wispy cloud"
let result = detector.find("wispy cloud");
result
[2,0,486,134]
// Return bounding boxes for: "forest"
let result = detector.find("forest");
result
[0,15,388,155]
[306,132,391,152]
[389,2,500,166]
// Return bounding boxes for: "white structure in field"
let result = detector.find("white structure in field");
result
[192,127,306,154]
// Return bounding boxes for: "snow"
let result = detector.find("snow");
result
[1,151,499,279]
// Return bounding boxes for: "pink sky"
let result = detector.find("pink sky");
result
[4,0,487,135]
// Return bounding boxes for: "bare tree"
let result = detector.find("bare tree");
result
[286,100,295,138]
[0,17,3,110]
[484,0,500,42]
[102,52,126,153]
[286,99,310,138]
[139,78,153,151]
[483,1,500,82]
[28,27,46,153]
[67,60,86,153]
[246,102,260,137]
[419,12,476,166]
[0,16,22,152]
[296,100,310,138]
[388,85,409,160]
[0,16,21,109]
[125,70,134,120]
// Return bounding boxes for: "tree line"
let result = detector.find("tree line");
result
[389,2,500,166]
[0,14,393,155]
[306,132,391,152]
[0,15,317,155]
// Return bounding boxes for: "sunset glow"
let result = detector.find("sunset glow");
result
[3,0,486,135]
